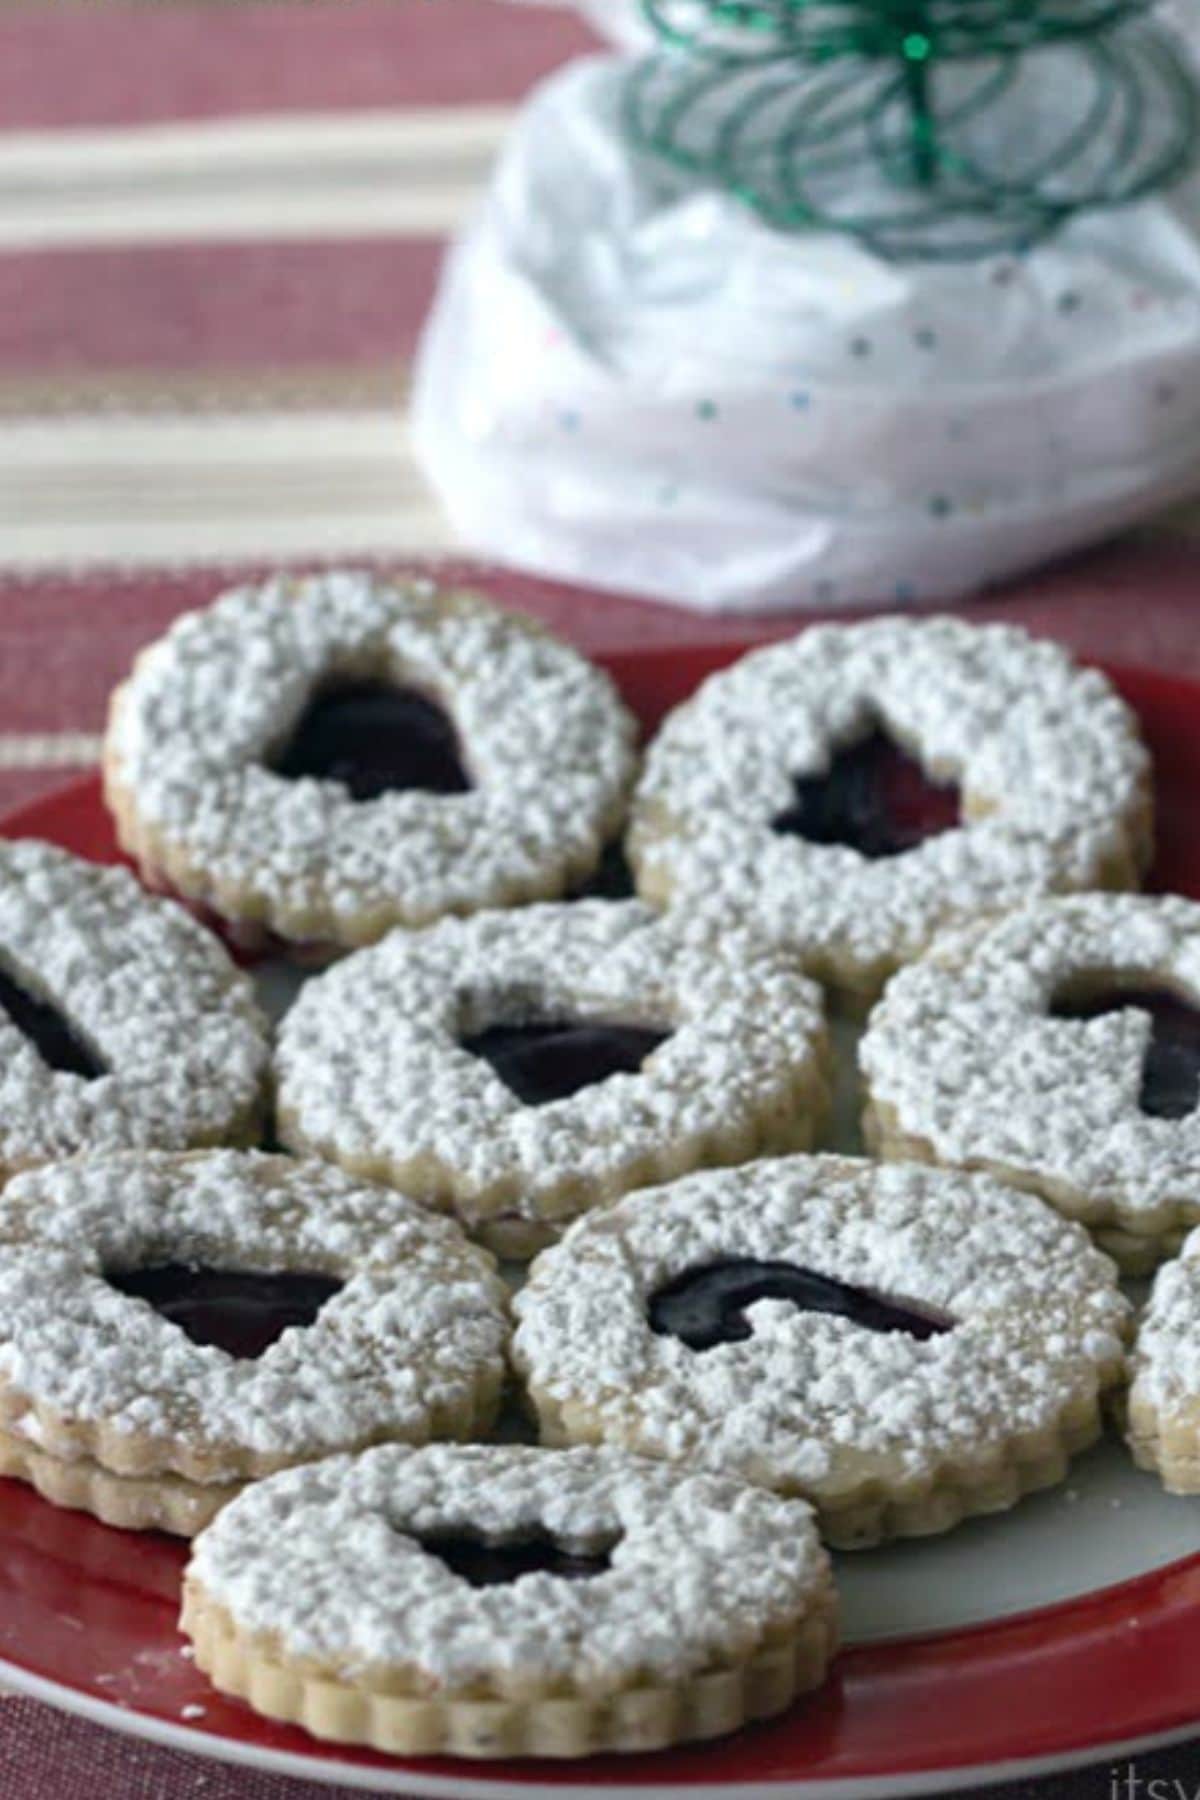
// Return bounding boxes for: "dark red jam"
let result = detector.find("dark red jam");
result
[461,1020,668,1106]
[649,1258,954,1353]
[772,729,959,859]
[270,680,470,801]
[107,1264,342,1360]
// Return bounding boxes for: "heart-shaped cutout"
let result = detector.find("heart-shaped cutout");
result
[270,680,470,801]
[416,1530,616,1588]
[107,1264,342,1361]
[772,729,959,859]
[461,1020,669,1106]
[649,1258,955,1353]
[0,963,104,1080]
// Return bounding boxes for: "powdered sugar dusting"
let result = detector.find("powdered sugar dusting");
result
[512,1156,1128,1492]
[630,617,1149,990]
[275,900,828,1235]
[861,894,1200,1233]
[0,840,269,1170]
[185,1442,832,1690]
[0,1151,509,1478]
[105,570,637,943]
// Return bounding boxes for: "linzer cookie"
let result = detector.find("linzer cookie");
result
[0,839,269,1179]
[512,1155,1128,1547]
[628,617,1151,1003]
[180,1442,837,1758]
[274,900,831,1258]
[862,894,1200,1273]
[1127,1231,1200,1490]
[0,1151,508,1534]
[103,570,637,958]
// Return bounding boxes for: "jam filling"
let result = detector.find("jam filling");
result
[649,1258,954,1352]
[568,839,637,902]
[461,1020,669,1106]
[270,679,470,801]
[107,1264,342,1360]
[772,729,959,859]
[0,964,104,1080]
[1051,983,1200,1121]
[417,1530,615,1588]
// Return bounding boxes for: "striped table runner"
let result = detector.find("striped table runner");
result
[0,0,571,575]
[0,0,590,813]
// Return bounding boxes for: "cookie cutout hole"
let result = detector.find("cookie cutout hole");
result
[1050,975,1200,1121]
[772,728,960,859]
[649,1258,955,1353]
[0,963,105,1080]
[270,679,471,801]
[417,1529,617,1588]
[462,1019,670,1105]
[106,1264,343,1360]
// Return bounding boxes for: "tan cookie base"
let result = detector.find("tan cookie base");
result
[862,1093,1189,1276]
[0,1427,240,1536]
[524,1383,1113,1551]
[180,1582,838,1759]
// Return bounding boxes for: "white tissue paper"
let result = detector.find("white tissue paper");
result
[562,0,651,47]
[411,50,1200,613]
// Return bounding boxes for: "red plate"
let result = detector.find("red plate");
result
[2,643,1200,1798]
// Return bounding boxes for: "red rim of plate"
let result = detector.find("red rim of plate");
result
[0,646,1198,1795]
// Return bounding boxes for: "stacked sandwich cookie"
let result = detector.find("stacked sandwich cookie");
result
[0,1152,508,1535]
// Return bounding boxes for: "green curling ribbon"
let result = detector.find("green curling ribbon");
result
[623,0,1200,256]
